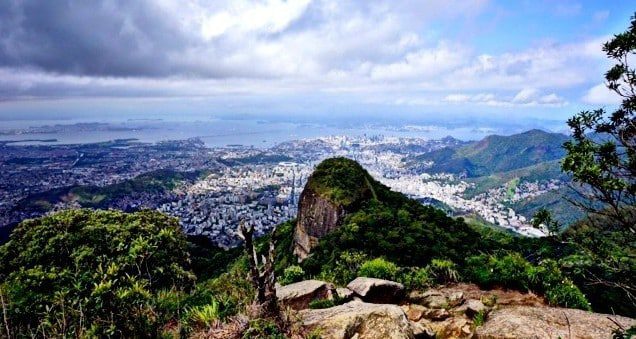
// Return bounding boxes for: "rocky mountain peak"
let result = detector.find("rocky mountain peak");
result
[293,157,377,260]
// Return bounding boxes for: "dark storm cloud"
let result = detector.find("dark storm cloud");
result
[0,0,612,111]
[0,0,192,77]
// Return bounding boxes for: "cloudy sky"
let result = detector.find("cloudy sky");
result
[0,0,632,124]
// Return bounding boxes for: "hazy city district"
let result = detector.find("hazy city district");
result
[0,134,555,246]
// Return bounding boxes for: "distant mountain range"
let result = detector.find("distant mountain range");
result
[406,129,587,226]
[409,129,569,177]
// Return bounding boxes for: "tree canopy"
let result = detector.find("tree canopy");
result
[562,13,636,232]
[0,209,195,337]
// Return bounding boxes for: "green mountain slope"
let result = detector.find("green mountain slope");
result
[411,129,569,177]
[293,157,488,268]
[511,186,586,227]
[463,160,568,198]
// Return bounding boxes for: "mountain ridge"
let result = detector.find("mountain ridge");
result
[410,129,569,177]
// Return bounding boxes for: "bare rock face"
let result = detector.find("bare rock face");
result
[459,299,488,318]
[476,305,636,339]
[292,157,377,260]
[347,277,405,304]
[301,300,415,339]
[409,320,436,338]
[276,279,335,310]
[336,287,355,302]
[293,187,347,260]
[408,290,447,309]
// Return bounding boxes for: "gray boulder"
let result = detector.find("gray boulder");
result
[336,287,355,301]
[347,277,405,304]
[276,279,334,310]
[301,300,414,339]
[408,290,447,309]
[476,306,635,339]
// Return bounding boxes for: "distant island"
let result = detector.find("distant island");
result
[0,138,58,145]
[0,122,147,136]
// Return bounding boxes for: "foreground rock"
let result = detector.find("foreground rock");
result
[408,290,447,309]
[301,300,414,339]
[347,277,405,303]
[276,280,334,310]
[476,305,636,339]
[458,299,488,318]
[336,287,355,301]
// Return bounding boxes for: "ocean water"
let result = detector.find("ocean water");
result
[0,118,505,147]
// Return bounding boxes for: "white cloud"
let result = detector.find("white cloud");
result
[0,0,613,113]
[582,83,621,105]
[199,0,312,39]
[369,43,467,80]
[444,94,471,103]
[512,88,539,103]
[440,90,566,107]
[539,93,563,104]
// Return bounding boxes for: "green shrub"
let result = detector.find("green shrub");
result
[466,253,530,290]
[185,257,253,321]
[545,281,591,311]
[242,319,286,339]
[473,310,487,327]
[0,209,195,337]
[358,258,399,281]
[427,259,459,283]
[185,300,221,328]
[309,298,336,309]
[154,289,188,325]
[465,252,592,310]
[279,265,305,285]
[307,328,323,339]
[321,251,368,285]
[399,267,433,290]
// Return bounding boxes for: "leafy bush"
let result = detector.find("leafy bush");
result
[0,209,195,337]
[466,253,531,290]
[545,281,591,310]
[186,257,253,321]
[358,258,399,280]
[279,265,305,285]
[309,298,336,309]
[399,267,433,290]
[427,259,460,283]
[242,319,286,339]
[185,300,221,328]
[465,252,592,310]
[307,328,323,339]
[318,251,368,285]
[473,310,487,327]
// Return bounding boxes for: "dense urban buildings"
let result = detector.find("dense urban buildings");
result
[1,134,557,244]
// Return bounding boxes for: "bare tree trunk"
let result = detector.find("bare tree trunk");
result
[238,221,279,318]
[0,288,11,339]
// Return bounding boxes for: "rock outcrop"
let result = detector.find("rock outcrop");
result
[276,279,335,310]
[347,277,405,304]
[476,305,635,339]
[292,157,378,260]
[293,187,347,260]
[294,280,636,339]
[301,300,415,339]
